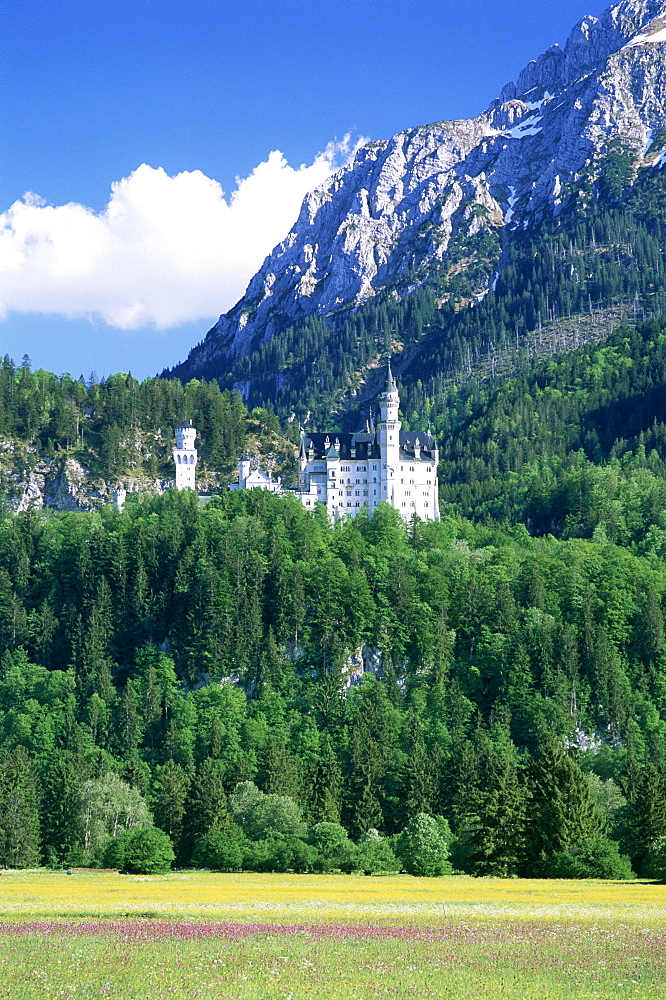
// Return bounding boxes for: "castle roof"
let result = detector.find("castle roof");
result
[301,429,436,463]
[383,359,397,394]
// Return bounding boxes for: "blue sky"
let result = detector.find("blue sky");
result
[1,0,606,380]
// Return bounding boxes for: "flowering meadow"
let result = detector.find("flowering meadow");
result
[0,872,665,998]
[0,915,665,999]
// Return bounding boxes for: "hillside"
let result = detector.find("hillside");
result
[0,360,295,512]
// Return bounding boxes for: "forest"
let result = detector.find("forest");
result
[3,311,666,878]
[0,477,663,879]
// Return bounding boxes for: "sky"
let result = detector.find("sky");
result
[0,0,608,381]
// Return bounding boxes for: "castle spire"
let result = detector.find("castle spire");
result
[385,357,397,392]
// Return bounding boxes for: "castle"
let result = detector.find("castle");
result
[173,364,440,522]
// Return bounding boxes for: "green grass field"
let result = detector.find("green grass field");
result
[0,871,664,999]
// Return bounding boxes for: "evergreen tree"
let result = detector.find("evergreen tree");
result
[524,732,599,875]
[41,752,84,864]
[628,764,666,875]
[181,758,230,862]
[0,746,41,867]
[152,759,190,861]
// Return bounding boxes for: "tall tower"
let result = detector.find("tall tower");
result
[238,454,251,488]
[377,360,401,505]
[173,419,198,490]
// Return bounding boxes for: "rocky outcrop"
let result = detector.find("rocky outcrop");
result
[171,0,666,383]
[6,455,174,513]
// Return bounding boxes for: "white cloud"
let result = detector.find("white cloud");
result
[0,138,359,330]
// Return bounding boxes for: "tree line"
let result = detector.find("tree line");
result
[0,358,247,481]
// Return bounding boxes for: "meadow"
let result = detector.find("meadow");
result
[0,872,665,998]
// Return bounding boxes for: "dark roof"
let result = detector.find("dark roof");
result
[301,429,436,463]
[398,431,437,462]
[302,432,381,461]
[177,419,194,429]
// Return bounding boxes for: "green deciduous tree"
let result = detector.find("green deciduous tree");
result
[104,825,175,874]
[397,813,453,876]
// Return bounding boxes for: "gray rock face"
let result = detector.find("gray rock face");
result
[7,455,173,513]
[180,0,666,377]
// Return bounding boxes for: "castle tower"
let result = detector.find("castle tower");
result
[113,487,127,511]
[377,360,401,505]
[173,419,198,490]
[238,454,251,488]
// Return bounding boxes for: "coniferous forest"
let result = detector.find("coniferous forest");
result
[6,309,666,879]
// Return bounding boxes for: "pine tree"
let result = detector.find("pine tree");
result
[41,752,84,864]
[181,758,230,863]
[524,731,599,875]
[628,764,666,875]
[0,746,41,867]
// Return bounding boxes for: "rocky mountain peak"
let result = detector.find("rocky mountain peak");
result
[498,0,666,102]
[169,0,666,384]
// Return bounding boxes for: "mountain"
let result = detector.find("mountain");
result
[166,0,666,416]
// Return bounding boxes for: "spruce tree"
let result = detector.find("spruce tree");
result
[181,758,230,863]
[524,731,598,875]
[628,764,666,875]
[41,752,84,865]
[0,746,41,867]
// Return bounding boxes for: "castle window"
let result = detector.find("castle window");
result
[355,490,359,496]
[356,478,360,484]
[372,464,377,470]
[347,491,351,497]
[373,490,376,495]
[355,502,360,507]
[339,490,343,496]
[347,502,351,507]
[363,490,368,496]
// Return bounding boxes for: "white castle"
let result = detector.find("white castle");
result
[292,363,439,521]
[174,364,440,521]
